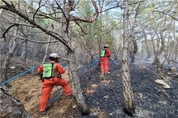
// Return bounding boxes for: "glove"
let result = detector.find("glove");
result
[39,73,44,82]
[57,73,61,78]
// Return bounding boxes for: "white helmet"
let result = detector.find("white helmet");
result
[49,53,60,61]
[104,45,109,48]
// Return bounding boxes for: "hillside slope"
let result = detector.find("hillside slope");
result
[8,59,178,118]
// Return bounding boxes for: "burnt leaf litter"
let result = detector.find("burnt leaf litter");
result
[76,59,178,118]
[3,58,178,118]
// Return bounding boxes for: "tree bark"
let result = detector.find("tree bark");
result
[62,0,89,115]
[140,24,151,60]
[121,0,135,115]
[69,61,89,114]
[1,0,20,83]
[128,2,141,63]
[130,39,138,63]
[151,12,168,76]
[156,57,164,76]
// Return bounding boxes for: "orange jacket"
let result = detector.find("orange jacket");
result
[37,62,65,77]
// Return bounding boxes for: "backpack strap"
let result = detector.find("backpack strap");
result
[53,63,61,78]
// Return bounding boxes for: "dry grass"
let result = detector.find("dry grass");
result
[8,70,77,118]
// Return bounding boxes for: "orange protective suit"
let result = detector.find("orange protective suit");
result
[99,48,111,74]
[37,62,72,112]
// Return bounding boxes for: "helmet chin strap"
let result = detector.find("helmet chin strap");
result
[56,59,59,62]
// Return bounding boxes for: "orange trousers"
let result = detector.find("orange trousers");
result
[99,57,109,74]
[39,77,71,112]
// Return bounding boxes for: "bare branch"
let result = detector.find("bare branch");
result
[75,21,87,34]
[33,0,44,21]
[55,0,67,21]
[27,10,63,24]
[13,35,59,44]
[154,10,178,21]
[0,0,73,52]
[70,0,99,23]
[1,23,19,41]
[101,3,123,12]
[101,0,144,13]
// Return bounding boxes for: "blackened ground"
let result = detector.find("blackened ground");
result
[7,58,178,118]
[77,59,178,118]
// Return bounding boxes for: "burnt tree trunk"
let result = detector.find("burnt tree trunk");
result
[141,24,151,60]
[68,61,89,114]
[155,57,164,76]
[129,2,140,63]
[62,0,89,115]
[130,40,138,63]
[121,0,135,115]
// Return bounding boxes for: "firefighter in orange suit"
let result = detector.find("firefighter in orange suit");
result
[99,45,111,78]
[37,53,72,115]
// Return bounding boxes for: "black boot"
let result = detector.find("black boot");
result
[41,110,47,115]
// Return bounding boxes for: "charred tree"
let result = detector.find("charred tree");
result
[61,0,89,115]
[129,39,138,63]
[121,0,135,115]
[61,0,99,115]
